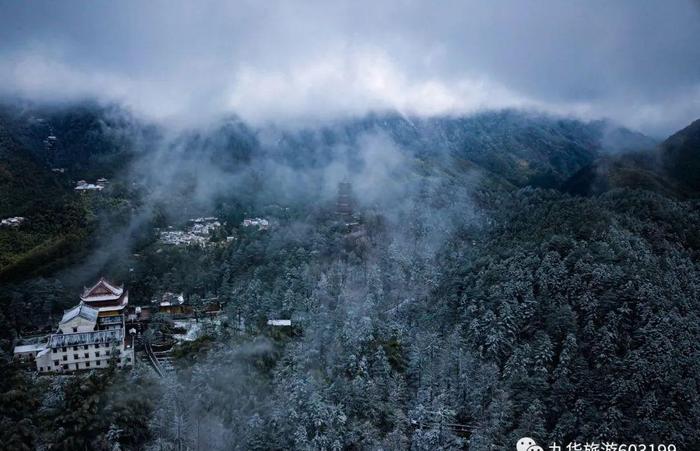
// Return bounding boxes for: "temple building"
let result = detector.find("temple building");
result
[15,277,134,373]
[80,277,129,318]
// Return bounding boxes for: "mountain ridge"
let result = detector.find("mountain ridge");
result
[563,117,700,198]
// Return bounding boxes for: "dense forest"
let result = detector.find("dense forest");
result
[1,102,699,450]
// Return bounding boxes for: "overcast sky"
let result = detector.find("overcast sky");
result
[0,0,699,135]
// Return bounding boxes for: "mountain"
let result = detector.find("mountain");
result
[0,103,148,281]
[597,124,657,155]
[660,118,700,193]
[0,119,88,279]
[563,118,700,197]
[0,120,66,217]
[0,103,652,195]
[0,103,667,281]
[2,102,700,450]
[260,110,653,189]
[0,102,154,179]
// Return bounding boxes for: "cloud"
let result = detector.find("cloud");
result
[226,48,534,122]
[0,0,699,134]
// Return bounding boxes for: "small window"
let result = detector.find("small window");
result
[96,360,101,366]
[85,362,90,367]
[63,364,68,370]
[106,350,110,356]
[73,354,78,359]
[62,347,66,352]
[72,327,77,333]
[39,366,43,371]
[54,360,59,366]
[94,343,100,349]
[95,351,100,357]
[62,355,67,361]
[73,346,78,351]
[84,345,88,350]
[84,353,89,358]
[52,348,57,354]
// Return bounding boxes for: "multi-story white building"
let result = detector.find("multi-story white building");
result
[15,278,135,373]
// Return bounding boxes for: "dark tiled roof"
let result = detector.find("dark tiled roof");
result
[60,304,98,324]
[49,329,123,348]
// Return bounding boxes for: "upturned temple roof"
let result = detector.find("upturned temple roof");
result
[81,277,124,301]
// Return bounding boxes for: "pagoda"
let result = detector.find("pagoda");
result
[80,277,129,317]
[336,180,354,219]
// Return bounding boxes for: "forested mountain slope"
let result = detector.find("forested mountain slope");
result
[564,118,700,198]
[439,189,700,445]
[0,104,697,449]
[265,111,654,189]
[0,102,150,177]
[0,121,65,217]
[661,118,700,194]
[0,120,88,278]
[0,104,148,281]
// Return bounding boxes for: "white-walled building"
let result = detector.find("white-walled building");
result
[15,278,135,373]
[13,342,46,362]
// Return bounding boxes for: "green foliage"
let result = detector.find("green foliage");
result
[0,105,698,449]
[448,188,700,446]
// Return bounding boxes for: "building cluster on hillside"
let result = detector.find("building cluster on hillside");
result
[242,217,269,230]
[190,217,221,235]
[1,216,26,228]
[123,292,221,327]
[75,178,108,191]
[158,217,223,247]
[159,229,207,246]
[157,292,185,307]
[13,278,135,373]
[152,292,188,315]
[160,230,209,247]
